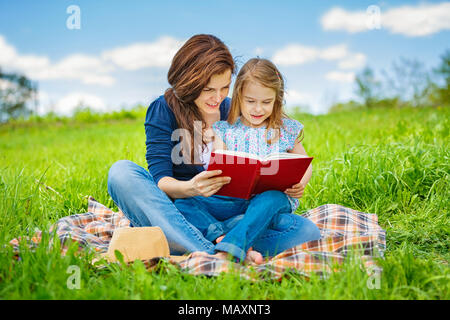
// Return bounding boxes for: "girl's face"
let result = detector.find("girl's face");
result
[240,81,276,128]
[194,69,232,117]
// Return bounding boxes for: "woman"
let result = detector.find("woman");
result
[107,34,320,261]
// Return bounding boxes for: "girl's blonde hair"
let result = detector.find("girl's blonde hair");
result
[228,58,303,144]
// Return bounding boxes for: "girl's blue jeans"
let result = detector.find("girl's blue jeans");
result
[107,160,321,259]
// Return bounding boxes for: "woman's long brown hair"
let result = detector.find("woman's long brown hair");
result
[164,34,235,164]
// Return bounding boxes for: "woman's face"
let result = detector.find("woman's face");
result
[194,69,232,117]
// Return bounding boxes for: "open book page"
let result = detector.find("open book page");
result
[263,153,308,161]
[212,149,308,162]
[212,149,263,161]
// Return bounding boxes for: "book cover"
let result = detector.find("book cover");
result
[207,150,313,199]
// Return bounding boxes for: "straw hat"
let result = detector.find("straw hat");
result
[99,226,188,264]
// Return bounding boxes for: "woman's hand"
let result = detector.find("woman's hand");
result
[284,181,306,199]
[189,170,231,197]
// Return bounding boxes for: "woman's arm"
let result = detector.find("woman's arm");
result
[160,132,230,199]
[157,176,197,199]
[286,140,312,198]
[158,171,231,199]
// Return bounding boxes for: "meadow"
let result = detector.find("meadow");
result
[0,105,448,300]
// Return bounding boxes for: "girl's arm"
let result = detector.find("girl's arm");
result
[286,140,312,198]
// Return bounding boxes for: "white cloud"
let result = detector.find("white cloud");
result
[102,36,184,70]
[284,89,328,115]
[337,53,367,70]
[272,44,319,66]
[319,44,349,60]
[15,56,51,77]
[321,7,369,33]
[272,42,366,71]
[0,35,115,86]
[285,89,311,106]
[53,92,107,116]
[321,2,450,37]
[0,34,188,117]
[0,35,52,78]
[32,54,115,86]
[383,3,450,37]
[0,35,184,86]
[325,71,355,83]
[0,35,17,65]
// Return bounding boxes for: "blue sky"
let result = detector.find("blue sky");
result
[0,0,449,115]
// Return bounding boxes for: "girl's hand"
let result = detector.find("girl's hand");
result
[189,170,231,197]
[284,181,306,199]
[286,140,312,199]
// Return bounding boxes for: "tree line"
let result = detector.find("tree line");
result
[330,50,449,112]
[0,68,38,123]
[0,50,448,123]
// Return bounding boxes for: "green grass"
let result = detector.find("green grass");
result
[0,106,449,299]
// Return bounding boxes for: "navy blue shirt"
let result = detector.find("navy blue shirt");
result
[144,95,231,184]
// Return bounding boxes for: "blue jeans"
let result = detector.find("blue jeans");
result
[107,160,321,258]
[174,191,321,260]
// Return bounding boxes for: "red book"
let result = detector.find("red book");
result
[207,150,313,199]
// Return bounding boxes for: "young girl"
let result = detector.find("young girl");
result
[174,58,320,263]
[212,58,312,207]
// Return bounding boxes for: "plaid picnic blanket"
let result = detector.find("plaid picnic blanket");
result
[9,197,386,281]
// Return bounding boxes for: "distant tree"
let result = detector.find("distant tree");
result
[432,50,450,105]
[381,57,431,107]
[354,67,381,108]
[0,68,38,123]
[435,50,450,84]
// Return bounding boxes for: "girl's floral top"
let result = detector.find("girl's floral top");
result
[212,117,304,212]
